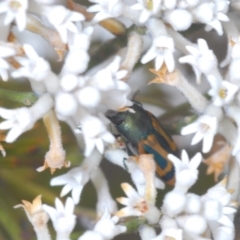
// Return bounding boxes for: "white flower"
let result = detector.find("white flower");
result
[78,207,126,240]
[202,178,237,228]
[116,183,161,224]
[81,116,115,156]
[100,80,132,110]
[139,225,157,239]
[151,228,183,240]
[184,193,201,214]
[192,3,214,23]
[162,0,177,10]
[63,48,89,75]
[177,0,199,8]
[0,93,54,143]
[179,39,217,83]
[211,225,235,240]
[205,1,229,36]
[0,45,16,81]
[77,86,101,108]
[162,191,186,217]
[208,80,239,107]
[91,56,127,91]
[94,207,126,239]
[176,214,207,235]
[47,5,85,43]
[168,150,202,191]
[0,0,28,31]
[131,0,162,23]
[63,30,92,76]
[164,9,193,31]
[181,115,218,153]
[0,107,33,143]
[43,197,76,235]
[88,56,131,109]
[88,0,123,22]
[68,27,93,51]
[55,92,78,117]
[60,74,78,92]
[12,44,51,81]
[50,167,90,204]
[141,35,175,72]
[78,231,104,240]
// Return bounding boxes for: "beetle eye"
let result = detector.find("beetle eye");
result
[105,110,125,125]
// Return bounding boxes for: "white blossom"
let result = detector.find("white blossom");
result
[151,228,183,240]
[78,207,126,240]
[50,167,90,204]
[43,197,76,236]
[78,231,104,240]
[202,179,237,227]
[47,5,85,43]
[139,225,157,239]
[76,86,101,108]
[12,44,51,81]
[177,0,199,8]
[63,48,89,75]
[55,92,78,117]
[60,74,78,92]
[179,39,217,83]
[162,0,177,10]
[176,214,207,236]
[116,183,161,224]
[164,9,193,31]
[208,80,239,107]
[168,150,202,191]
[100,80,132,110]
[87,56,131,109]
[204,1,229,35]
[0,45,16,81]
[0,107,33,143]
[141,35,175,72]
[192,3,214,24]
[88,0,123,22]
[91,56,127,91]
[162,191,186,217]
[93,207,126,239]
[68,27,93,51]
[184,193,201,214]
[131,0,162,23]
[81,116,115,156]
[0,0,28,31]
[181,115,218,153]
[0,93,53,143]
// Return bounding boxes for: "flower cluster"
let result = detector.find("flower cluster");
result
[0,0,240,239]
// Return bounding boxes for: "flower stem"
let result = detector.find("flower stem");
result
[35,226,51,240]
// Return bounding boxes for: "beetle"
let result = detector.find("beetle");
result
[105,103,178,186]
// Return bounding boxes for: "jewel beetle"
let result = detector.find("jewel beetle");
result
[105,103,178,186]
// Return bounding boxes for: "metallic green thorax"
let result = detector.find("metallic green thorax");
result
[106,104,153,146]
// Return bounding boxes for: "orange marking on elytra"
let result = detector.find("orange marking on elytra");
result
[138,134,175,185]
[148,112,177,152]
